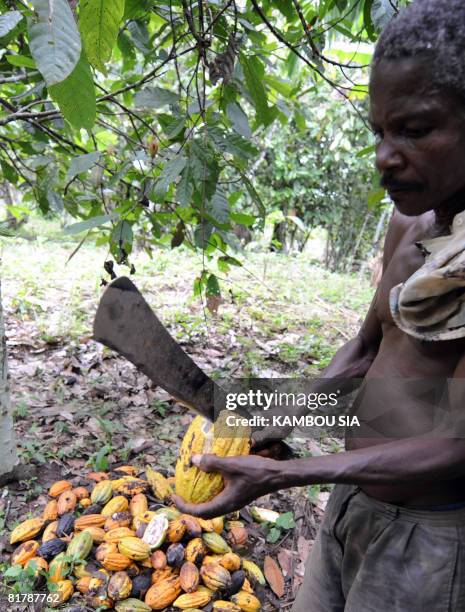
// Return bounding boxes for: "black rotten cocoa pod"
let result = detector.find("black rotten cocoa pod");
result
[130,571,152,599]
[37,537,67,561]
[81,503,103,516]
[56,512,75,536]
[166,543,185,568]
[224,569,246,597]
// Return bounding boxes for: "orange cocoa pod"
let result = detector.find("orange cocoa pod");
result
[151,567,177,584]
[42,521,58,542]
[167,518,186,543]
[57,490,77,515]
[72,486,89,500]
[87,471,109,482]
[10,518,45,544]
[25,556,48,576]
[144,575,182,609]
[220,552,241,572]
[179,561,200,593]
[180,514,202,538]
[43,500,58,521]
[151,550,167,570]
[82,526,106,543]
[130,493,148,517]
[11,540,40,566]
[75,514,106,530]
[75,575,92,594]
[104,527,136,543]
[104,511,132,531]
[48,480,72,498]
[114,465,138,476]
[227,526,248,547]
[95,541,118,562]
[101,552,133,571]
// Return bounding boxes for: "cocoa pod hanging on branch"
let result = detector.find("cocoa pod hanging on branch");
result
[209,33,244,85]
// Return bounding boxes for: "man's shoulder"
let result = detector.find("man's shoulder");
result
[383,209,433,264]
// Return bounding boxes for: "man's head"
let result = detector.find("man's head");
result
[370,0,465,217]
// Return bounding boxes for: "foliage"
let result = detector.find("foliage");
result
[253,88,388,270]
[0,0,409,297]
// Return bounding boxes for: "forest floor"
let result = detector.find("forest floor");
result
[0,218,373,610]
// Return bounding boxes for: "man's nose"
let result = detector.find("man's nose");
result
[375,138,406,173]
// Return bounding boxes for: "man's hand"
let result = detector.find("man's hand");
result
[172,453,282,519]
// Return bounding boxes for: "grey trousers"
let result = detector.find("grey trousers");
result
[292,484,465,612]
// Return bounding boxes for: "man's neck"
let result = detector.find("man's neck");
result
[432,193,465,236]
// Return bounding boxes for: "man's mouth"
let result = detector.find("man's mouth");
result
[381,178,424,195]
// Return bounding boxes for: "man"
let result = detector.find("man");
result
[174,1,465,609]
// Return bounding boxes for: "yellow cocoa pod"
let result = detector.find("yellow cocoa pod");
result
[115,599,152,612]
[80,498,92,509]
[175,412,250,504]
[66,531,93,561]
[48,552,69,583]
[212,517,224,534]
[242,578,254,593]
[102,552,133,571]
[146,466,173,501]
[43,500,58,521]
[114,465,138,476]
[42,521,58,542]
[242,560,266,586]
[130,493,148,517]
[108,570,133,601]
[200,563,231,591]
[167,518,187,543]
[82,526,106,543]
[173,590,211,609]
[145,575,182,610]
[75,514,106,530]
[185,538,207,565]
[48,480,72,498]
[118,536,150,560]
[202,533,231,554]
[104,527,136,543]
[11,540,39,566]
[91,480,113,504]
[49,579,74,607]
[113,476,149,496]
[102,495,129,516]
[10,517,45,544]
[90,594,113,610]
[220,552,241,572]
[231,591,261,611]
[57,490,77,515]
[198,518,215,532]
[24,556,48,576]
[213,602,241,612]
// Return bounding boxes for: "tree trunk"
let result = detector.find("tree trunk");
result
[0,276,19,483]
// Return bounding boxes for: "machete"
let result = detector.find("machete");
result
[93,276,222,421]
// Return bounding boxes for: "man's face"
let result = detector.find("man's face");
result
[369,57,465,216]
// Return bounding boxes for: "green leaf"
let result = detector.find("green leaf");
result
[275,512,296,530]
[5,55,36,68]
[134,87,180,109]
[209,187,229,224]
[111,220,133,257]
[49,52,96,130]
[240,54,272,126]
[1,160,18,183]
[367,187,386,208]
[0,221,16,238]
[79,0,125,73]
[0,10,23,37]
[152,156,187,199]
[124,0,152,20]
[66,152,101,181]
[226,102,252,138]
[356,144,375,158]
[28,0,81,86]
[274,0,295,21]
[206,273,221,296]
[64,213,118,234]
[266,527,282,543]
[231,212,255,227]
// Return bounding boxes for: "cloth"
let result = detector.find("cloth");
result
[291,484,465,612]
[390,210,465,341]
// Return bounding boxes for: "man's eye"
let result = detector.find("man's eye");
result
[402,127,432,139]
[373,131,383,144]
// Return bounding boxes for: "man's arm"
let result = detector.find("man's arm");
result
[174,352,465,518]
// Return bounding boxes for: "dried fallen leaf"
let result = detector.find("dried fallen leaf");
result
[277,549,293,578]
[264,555,285,598]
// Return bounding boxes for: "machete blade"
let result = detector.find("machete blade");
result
[93,276,221,421]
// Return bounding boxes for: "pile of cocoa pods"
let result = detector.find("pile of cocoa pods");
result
[8,466,266,611]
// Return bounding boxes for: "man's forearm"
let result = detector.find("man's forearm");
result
[268,437,465,489]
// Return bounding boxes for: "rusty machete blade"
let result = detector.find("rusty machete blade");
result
[93,276,221,421]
